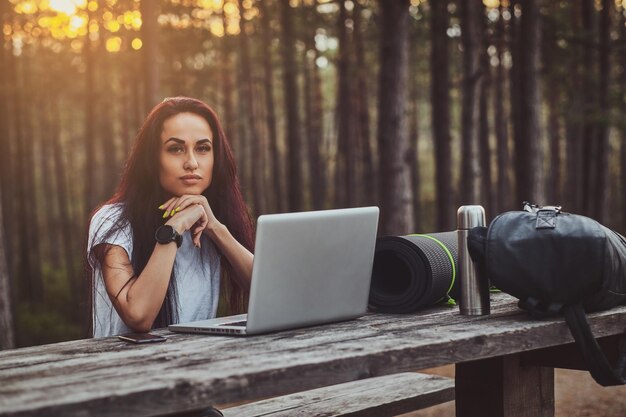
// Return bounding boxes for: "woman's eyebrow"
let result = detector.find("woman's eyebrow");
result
[164,137,185,145]
[163,137,212,145]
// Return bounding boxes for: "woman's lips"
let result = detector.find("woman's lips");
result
[180,175,202,185]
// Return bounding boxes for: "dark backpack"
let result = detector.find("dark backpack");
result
[467,203,626,386]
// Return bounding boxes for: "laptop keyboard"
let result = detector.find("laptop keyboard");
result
[218,320,247,327]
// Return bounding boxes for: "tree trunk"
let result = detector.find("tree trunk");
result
[312,64,327,210]
[238,0,265,215]
[580,0,596,216]
[220,6,238,171]
[39,92,61,269]
[621,5,626,231]
[12,48,43,304]
[408,22,421,229]
[543,12,562,205]
[430,0,454,230]
[223,5,250,204]
[259,0,284,212]
[0,186,15,350]
[509,0,522,207]
[495,5,511,213]
[302,3,324,211]
[459,0,484,206]
[335,0,356,208]
[22,51,43,303]
[0,0,15,276]
[564,0,584,213]
[121,55,133,158]
[50,100,80,300]
[279,0,303,212]
[140,0,160,111]
[378,0,413,235]
[99,51,118,199]
[479,49,493,218]
[0,0,14,350]
[546,84,562,205]
[131,53,144,128]
[515,0,545,204]
[235,49,252,207]
[84,10,99,216]
[353,0,375,207]
[594,0,611,222]
[477,4,493,216]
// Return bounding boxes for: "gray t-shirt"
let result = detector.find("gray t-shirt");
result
[87,203,221,337]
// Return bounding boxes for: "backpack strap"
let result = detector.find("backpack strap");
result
[563,304,626,386]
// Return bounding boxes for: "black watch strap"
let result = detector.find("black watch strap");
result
[155,225,183,248]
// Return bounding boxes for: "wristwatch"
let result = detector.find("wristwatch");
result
[155,225,183,248]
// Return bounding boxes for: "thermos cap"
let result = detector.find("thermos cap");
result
[457,205,486,229]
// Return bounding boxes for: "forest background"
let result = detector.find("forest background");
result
[0,0,623,350]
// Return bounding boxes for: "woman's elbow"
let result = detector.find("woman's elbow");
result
[123,307,155,333]
[128,322,152,333]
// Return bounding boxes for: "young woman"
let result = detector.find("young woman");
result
[87,97,254,338]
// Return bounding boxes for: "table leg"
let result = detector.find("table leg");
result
[455,353,554,417]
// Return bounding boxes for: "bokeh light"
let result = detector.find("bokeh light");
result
[105,35,121,52]
[131,37,142,50]
[49,0,87,15]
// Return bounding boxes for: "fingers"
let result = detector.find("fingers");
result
[192,209,208,248]
[158,197,177,217]
[172,195,203,215]
[158,195,210,219]
[160,196,191,218]
[159,197,180,218]
[193,232,202,249]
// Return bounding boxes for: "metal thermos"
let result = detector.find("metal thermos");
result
[457,205,490,315]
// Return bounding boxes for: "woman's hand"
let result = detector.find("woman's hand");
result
[159,195,253,288]
[163,203,208,248]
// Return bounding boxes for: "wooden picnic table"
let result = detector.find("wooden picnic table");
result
[1,292,625,417]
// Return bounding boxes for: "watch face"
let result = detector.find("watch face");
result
[156,225,175,242]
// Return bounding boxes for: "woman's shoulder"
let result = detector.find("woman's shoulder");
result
[90,203,126,225]
[88,203,130,244]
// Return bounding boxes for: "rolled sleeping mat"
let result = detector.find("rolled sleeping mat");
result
[368,231,458,313]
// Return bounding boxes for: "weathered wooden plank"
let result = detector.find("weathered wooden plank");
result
[0,294,624,417]
[520,334,622,371]
[456,353,554,417]
[221,372,454,417]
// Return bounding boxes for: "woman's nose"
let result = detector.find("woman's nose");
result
[184,153,199,170]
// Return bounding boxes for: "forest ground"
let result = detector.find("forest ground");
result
[400,365,626,417]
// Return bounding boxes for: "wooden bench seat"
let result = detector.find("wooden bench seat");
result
[221,372,454,417]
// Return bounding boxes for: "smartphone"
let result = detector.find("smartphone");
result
[118,333,167,344]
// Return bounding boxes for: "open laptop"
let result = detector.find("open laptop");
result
[168,206,379,336]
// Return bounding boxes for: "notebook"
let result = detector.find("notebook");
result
[168,206,379,336]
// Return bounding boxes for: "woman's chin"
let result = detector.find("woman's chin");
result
[161,188,206,198]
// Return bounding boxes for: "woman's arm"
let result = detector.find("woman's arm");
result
[98,204,208,332]
[206,223,254,290]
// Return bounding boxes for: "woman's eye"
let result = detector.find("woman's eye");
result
[167,146,184,154]
[197,145,212,153]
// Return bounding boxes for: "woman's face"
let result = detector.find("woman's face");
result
[159,112,214,197]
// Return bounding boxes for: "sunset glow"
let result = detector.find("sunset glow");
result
[7,0,258,49]
[49,0,87,16]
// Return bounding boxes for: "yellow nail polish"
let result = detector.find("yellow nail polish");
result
[170,211,176,217]
[158,204,164,209]
[176,207,181,212]
[163,211,169,218]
